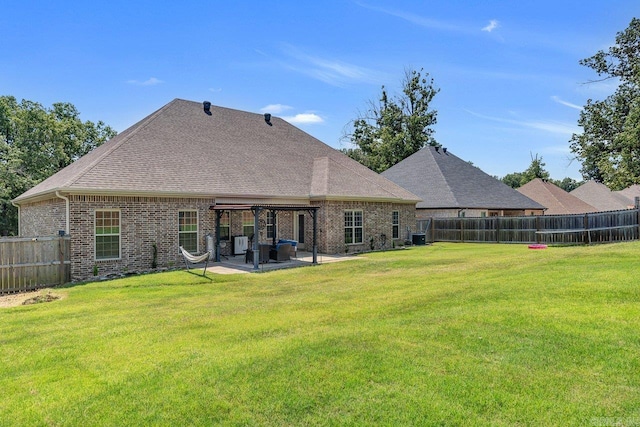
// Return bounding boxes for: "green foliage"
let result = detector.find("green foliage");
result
[501,154,582,191]
[0,96,116,235]
[553,176,582,192]
[2,243,640,425]
[501,153,550,188]
[501,171,525,188]
[152,243,158,269]
[570,18,640,190]
[343,68,439,172]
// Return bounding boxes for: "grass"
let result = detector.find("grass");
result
[1,242,639,426]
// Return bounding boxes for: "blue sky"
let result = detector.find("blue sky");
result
[2,1,639,180]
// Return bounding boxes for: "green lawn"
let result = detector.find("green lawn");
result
[1,243,639,426]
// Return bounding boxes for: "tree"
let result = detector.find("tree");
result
[342,68,439,172]
[570,18,640,190]
[501,153,550,188]
[521,153,550,183]
[501,172,525,189]
[0,96,116,235]
[552,177,582,192]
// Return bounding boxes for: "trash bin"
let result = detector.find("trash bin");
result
[412,233,426,245]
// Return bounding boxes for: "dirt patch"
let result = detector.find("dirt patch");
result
[0,289,63,308]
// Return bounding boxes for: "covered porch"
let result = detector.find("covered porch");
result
[210,204,320,271]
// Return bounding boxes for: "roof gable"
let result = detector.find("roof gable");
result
[381,146,544,210]
[15,99,419,204]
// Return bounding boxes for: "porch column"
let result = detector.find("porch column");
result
[312,208,318,265]
[253,207,262,271]
[215,210,222,262]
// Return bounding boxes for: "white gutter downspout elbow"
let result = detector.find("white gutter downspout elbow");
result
[55,191,70,235]
[10,200,20,236]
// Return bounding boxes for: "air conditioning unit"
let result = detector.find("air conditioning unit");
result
[233,235,248,255]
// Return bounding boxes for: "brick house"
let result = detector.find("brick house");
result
[381,146,545,218]
[13,99,420,281]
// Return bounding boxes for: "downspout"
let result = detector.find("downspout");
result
[10,200,20,236]
[55,191,70,235]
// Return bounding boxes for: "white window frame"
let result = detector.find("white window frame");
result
[242,211,255,238]
[179,210,199,253]
[344,210,363,244]
[219,211,230,241]
[95,209,121,260]
[392,211,400,240]
[266,211,277,239]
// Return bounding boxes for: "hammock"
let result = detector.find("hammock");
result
[179,246,212,277]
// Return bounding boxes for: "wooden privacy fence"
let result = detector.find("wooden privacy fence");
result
[417,209,640,245]
[0,236,71,295]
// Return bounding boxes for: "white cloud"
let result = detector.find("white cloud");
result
[279,44,387,87]
[126,77,163,86]
[482,20,499,32]
[551,96,583,111]
[260,104,293,114]
[465,109,580,136]
[356,2,461,32]
[282,113,324,124]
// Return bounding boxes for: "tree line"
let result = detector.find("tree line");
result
[0,96,116,235]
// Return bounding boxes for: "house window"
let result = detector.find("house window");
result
[219,211,230,241]
[392,211,400,239]
[95,210,120,260]
[242,211,254,238]
[266,211,276,239]
[179,210,198,253]
[344,210,363,244]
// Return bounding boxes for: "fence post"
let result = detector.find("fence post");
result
[58,236,65,285]
[636,198,640,240]
[583,213,590,245]
[430,217,435,243]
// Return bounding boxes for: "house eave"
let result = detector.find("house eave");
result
[311,195,420,204]
[14,188,314,205]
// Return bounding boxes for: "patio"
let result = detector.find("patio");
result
[191,251,360,275]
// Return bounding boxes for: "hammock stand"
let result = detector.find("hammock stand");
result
[179,246,212,277]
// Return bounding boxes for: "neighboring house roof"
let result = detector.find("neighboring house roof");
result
[570,180,634,211]
[517,178,596,215]
[14,99,420,204]
[617,184,640,204]
[381,146,545,210]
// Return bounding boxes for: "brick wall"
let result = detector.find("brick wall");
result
[20,194,417,281]
[67,195,217,280]
[313,200,416,254]
[19,198,66,236]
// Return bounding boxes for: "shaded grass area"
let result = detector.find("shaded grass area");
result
[1,243,639,425]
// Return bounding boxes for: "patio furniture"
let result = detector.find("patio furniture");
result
[179,246,211,277]
[270,243,291,262]
[277,239,298,258]
[245,244,271,264]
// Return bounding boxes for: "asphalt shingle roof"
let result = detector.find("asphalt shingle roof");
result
[381,146,545,210]
[15,99,420,204]
[517,178,596,215]
[570,181,634,211]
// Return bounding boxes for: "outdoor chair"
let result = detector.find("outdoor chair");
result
[269,243,291,262]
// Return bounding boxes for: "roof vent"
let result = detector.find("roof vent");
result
[203,101,212,116]
[443,147,448,154]
[435,146,439,153]
[264,113,272,126]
